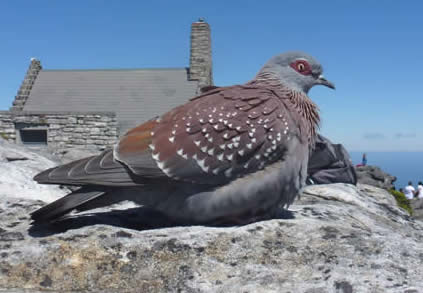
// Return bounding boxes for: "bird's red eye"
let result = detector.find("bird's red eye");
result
[290,60,311,75]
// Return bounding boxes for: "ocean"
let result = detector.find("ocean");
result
[349,152,423,190]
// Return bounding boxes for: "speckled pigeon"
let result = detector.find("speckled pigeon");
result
[31,51,335,225]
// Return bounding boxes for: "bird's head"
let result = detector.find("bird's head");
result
[259,51,335,93]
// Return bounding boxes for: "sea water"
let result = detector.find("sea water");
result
[350,151,423,190]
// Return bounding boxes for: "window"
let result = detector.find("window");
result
[15,123,48,146]
[20,129,47,145]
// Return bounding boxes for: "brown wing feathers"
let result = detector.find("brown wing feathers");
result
[113,85,298,185]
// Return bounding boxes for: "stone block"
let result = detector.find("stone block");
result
[74,127,85,133]
[46,118,66,124]
[105,131,117,136]
[4,128,15,134]
[49,124,61,130]
[90,128,101,134]
[100,116,112,122]
[94,122,108,127]
[67,117,77,124]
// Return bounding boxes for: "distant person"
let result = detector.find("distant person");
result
[356,153,367,167]
[404,181,416,200]
[362,153,367,166]
[399,188,404,194]
[418,181,423,199]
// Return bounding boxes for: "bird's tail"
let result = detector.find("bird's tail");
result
[31,188,106,222]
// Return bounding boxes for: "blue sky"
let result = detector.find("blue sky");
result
[1,1,422,151]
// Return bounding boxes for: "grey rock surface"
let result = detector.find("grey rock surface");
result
[0,183,422,292]
[1,140,422,292]
[0,138,99,202]
[355,165,397,190]
[53,147,100,164]
[411,198,423,221]
[0,138,67,203]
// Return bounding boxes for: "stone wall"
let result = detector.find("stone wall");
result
[0,111,118,150]
[0,112,15,141]
[189,18,213,92]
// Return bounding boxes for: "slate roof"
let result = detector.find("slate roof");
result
[22,68,198,135]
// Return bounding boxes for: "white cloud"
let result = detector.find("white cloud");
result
[363,133,385,140]
[394,133,416,139]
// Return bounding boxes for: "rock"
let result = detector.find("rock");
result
[355,165,396,190]
[0,183,422,292]
[1,139,422,292]
[410,198,423,221]
[53,147,100,164]
[0,137,100,204]
[0,138,67,203]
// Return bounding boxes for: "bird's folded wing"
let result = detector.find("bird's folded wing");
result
[115,85,301,185]
[34,146,167,186]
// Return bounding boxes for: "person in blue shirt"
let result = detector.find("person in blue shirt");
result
[362,153,367,166]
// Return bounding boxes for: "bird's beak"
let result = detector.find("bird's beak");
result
[315,75,335,90]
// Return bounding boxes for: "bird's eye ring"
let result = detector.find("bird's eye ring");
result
[290,60,311,75]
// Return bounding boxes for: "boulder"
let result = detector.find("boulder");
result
[0,138,100,203]
[355,165,396,190]
[0,138,67,203]
[0,183,422,292]
[410,198,423,221]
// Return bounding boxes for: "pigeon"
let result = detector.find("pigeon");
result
[31,51,335,225]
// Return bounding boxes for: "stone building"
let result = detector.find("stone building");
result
[0,19,212,151]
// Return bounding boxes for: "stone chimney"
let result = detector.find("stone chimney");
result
[189,18,213,92]
[11,58,42,111]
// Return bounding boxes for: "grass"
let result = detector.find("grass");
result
[389,189,413,215]
[0,132,9,140]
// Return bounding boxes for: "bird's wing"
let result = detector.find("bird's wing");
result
[115,85,301,185]
[34,146,167,186]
